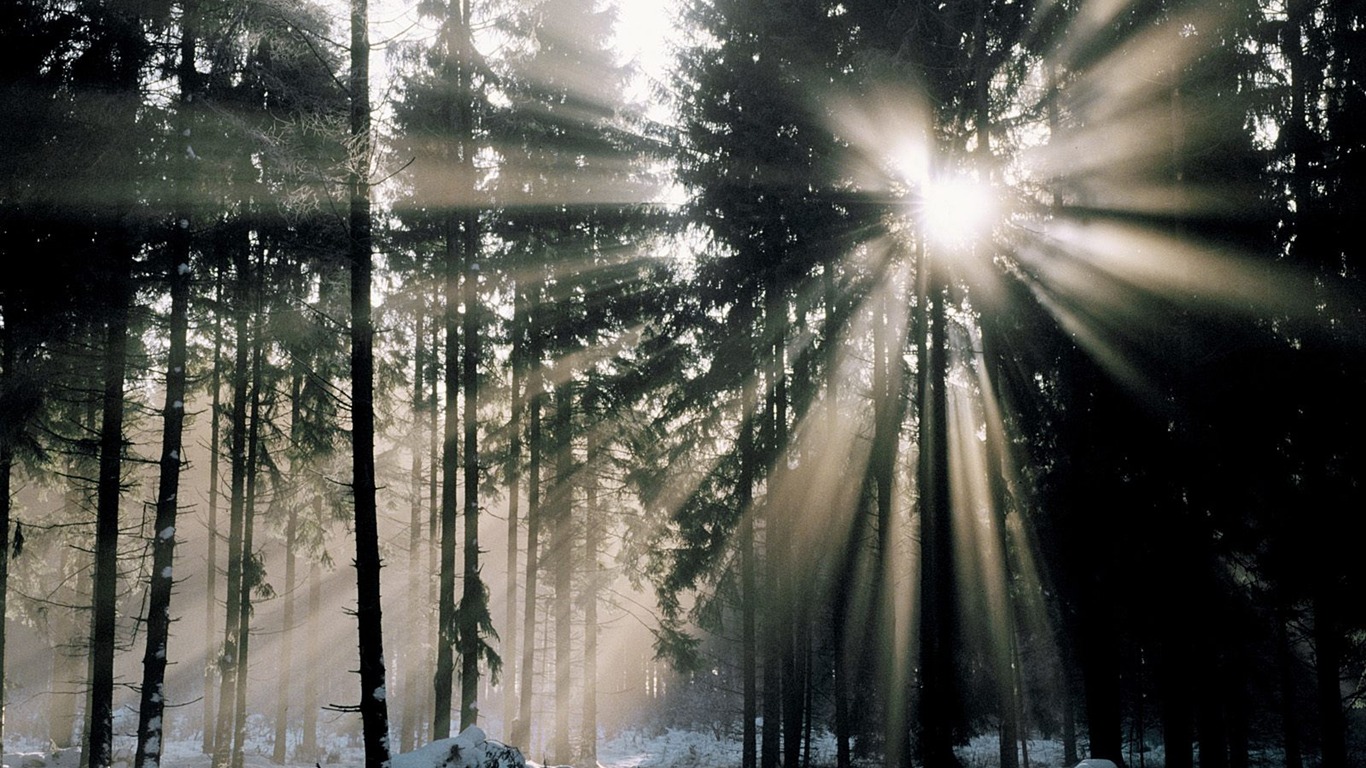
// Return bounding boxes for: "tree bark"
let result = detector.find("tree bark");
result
[273,451,301,765]
[302,557,322,759]
[515,291,544,749]
[551,379,574,765]
[403,312,426,754]
[580,393,601,766]
[213,241,251,768]
[504,283,525,733]
[741,372,758,768]
[204,253,223,757]
[133,145,193,768]
[457,32,485,720]
[350,0,393,760]
[231,277,265,768]
[86,242,132,768]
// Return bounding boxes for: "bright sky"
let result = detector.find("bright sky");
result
[364,0,679,90]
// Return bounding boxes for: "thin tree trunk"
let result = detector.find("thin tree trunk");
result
[213,243,251,768]
[1312,586,1346,768]
[918,248,959,768]
[48,541,80,750]
[232,284,265,768]
[515,308,543,749]
[740,372,758,768]
[580,395,601,767]
[273,458,301,765]
[551,379,574,765]
[504,282,525,736]
[204,254,223,757]
[403,313,426,755]
[302,556,322,759]
[427,289,442,746]
[133,122,194,767]
[825,255,851,768]
[1276,611,1303,768]
[457,38,484,722]
[0,316,12,756]
[435,217,461,740]
[350,0,393,759]
[86,243,132,768]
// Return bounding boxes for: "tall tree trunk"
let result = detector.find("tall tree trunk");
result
[0,315,12,756]
[135,12,197,764]
[204,254,224,756]
[1275,611,1303,768]
[49,558,81,751]
[403,313,426,754]
[302,557,322,760]
[1312,586,1346,768]
[580,392,601,767]
[232,284,265,768]
[740,372,758,768]
[457,37,486,722]
[551,379,574,765]
[133,151,194,768]
[515,304,544,749]
[273,463,301,765]
[350,0,393,760]
[504,284,525,734]
[435,218,461,741]
[824,255,851,768]
[918,256,959,768]
[213,242,252,768]
[427,284,442,746]
[86,242,132,768]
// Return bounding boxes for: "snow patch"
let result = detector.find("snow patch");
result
[160,566,172,579]
[392,725,526,768]
[374,685,387,701]
[159,526,175,540]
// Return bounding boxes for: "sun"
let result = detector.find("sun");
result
[918,175,998,248]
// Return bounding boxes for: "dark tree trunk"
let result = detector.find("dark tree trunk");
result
[136,11,197,765]
[454,0,488,731]
[273,450,301,765]
[580,398,601,766]
[918,268,961,768]
[86,243,132,768]
[0,313,11,756]
[350,0,393,760]
[133,154,193,768]
[824,256,851,768]
[1312,586,1346,768]
[515,295,543,749]
[232,287,265,768]
[551,379,574,765]
[302,557,322,759]
[1275,612,1303,768]
[504,284,525,732]
[204,257,223,757]
[403,313,426,755]
[741,373,758,768]
[213,242,251,768]
[435,210,460,739]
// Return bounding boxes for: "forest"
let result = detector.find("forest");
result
[0,0,1363,767]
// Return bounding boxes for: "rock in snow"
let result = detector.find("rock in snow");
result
[391,726,526,768]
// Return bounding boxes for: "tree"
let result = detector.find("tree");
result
[348,0,394,762]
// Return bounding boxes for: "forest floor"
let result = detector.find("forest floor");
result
[5,730,1299,768]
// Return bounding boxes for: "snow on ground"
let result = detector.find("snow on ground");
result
[1,729,1288,768]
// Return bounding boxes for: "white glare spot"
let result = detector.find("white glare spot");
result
[919,175,998,248]
[159,526,175,540]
